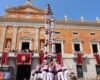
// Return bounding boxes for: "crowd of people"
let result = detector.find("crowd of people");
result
[30,54,76,80]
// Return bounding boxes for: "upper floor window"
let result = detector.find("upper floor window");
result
[91,42,99,54]
[72,38,83,52]
[55,43,62,53]
[90,32,96,36]
[72,32,79,36]
[73,42,80,52]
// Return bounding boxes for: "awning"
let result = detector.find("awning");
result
[94,53,100,64]
[1,52,8,65]
[16,52,32,64]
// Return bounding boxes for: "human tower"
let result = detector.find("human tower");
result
[30,4,75,80]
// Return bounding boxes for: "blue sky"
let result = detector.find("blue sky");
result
[0,0,100,21]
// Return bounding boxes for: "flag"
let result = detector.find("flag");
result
[94,53,100,64]
[56,53,62,64]
[39,50,44,64]
[1,52,8,65]
[16,52,31,64]
[77,52,83,65]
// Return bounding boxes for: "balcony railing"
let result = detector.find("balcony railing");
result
[0,50,39,58]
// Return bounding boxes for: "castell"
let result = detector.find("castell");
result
[30,3,75,80]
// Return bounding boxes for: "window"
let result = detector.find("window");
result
[73,32,79,35]
[74,43,80,52]
[90,32,96,36]
[92,43,98,53]
[55,43,62,53]
[21,42,30,50]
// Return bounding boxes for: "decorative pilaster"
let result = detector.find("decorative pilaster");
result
[0,26,7,52]
[35,28,39,51]
[11,26,18,50]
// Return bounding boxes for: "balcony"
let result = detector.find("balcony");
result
[0,51,39,58]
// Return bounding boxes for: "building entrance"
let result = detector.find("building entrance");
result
[16,65,31,80]
[21,42,30,50]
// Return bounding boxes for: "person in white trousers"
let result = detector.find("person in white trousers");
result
[37,66,42,79]
[56,64,64,80]
[47,63,54,80]
[34,65,40,80]
[41,60,48,80]
[63,68,69,80]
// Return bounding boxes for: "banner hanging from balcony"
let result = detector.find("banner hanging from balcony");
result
[56,53,62,64]
[16,52,32,64]
[39,50,44,64]
[77,52,83,65]
[94,53,100,64]
[1,52,8,65]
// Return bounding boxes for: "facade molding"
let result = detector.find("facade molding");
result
[55,24,100,30]
[62,53,95,59]
[0,22,45,28]
[0,19,100,30]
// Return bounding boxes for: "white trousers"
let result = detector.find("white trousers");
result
[34,74,38,80]
[47,72,54,80]
[41,71,47,80]
[38,73,42,79]
[64,70,69,80]
[57,71,64,80]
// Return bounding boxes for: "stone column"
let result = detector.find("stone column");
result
[35,28,39,51]
[11,26,18,50]
[0,26,7,52]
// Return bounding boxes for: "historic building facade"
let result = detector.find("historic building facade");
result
[0,0,100,79]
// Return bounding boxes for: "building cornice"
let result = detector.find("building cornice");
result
[0,17,100,28]
[0,16,45,23]
[55,19,100,27]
